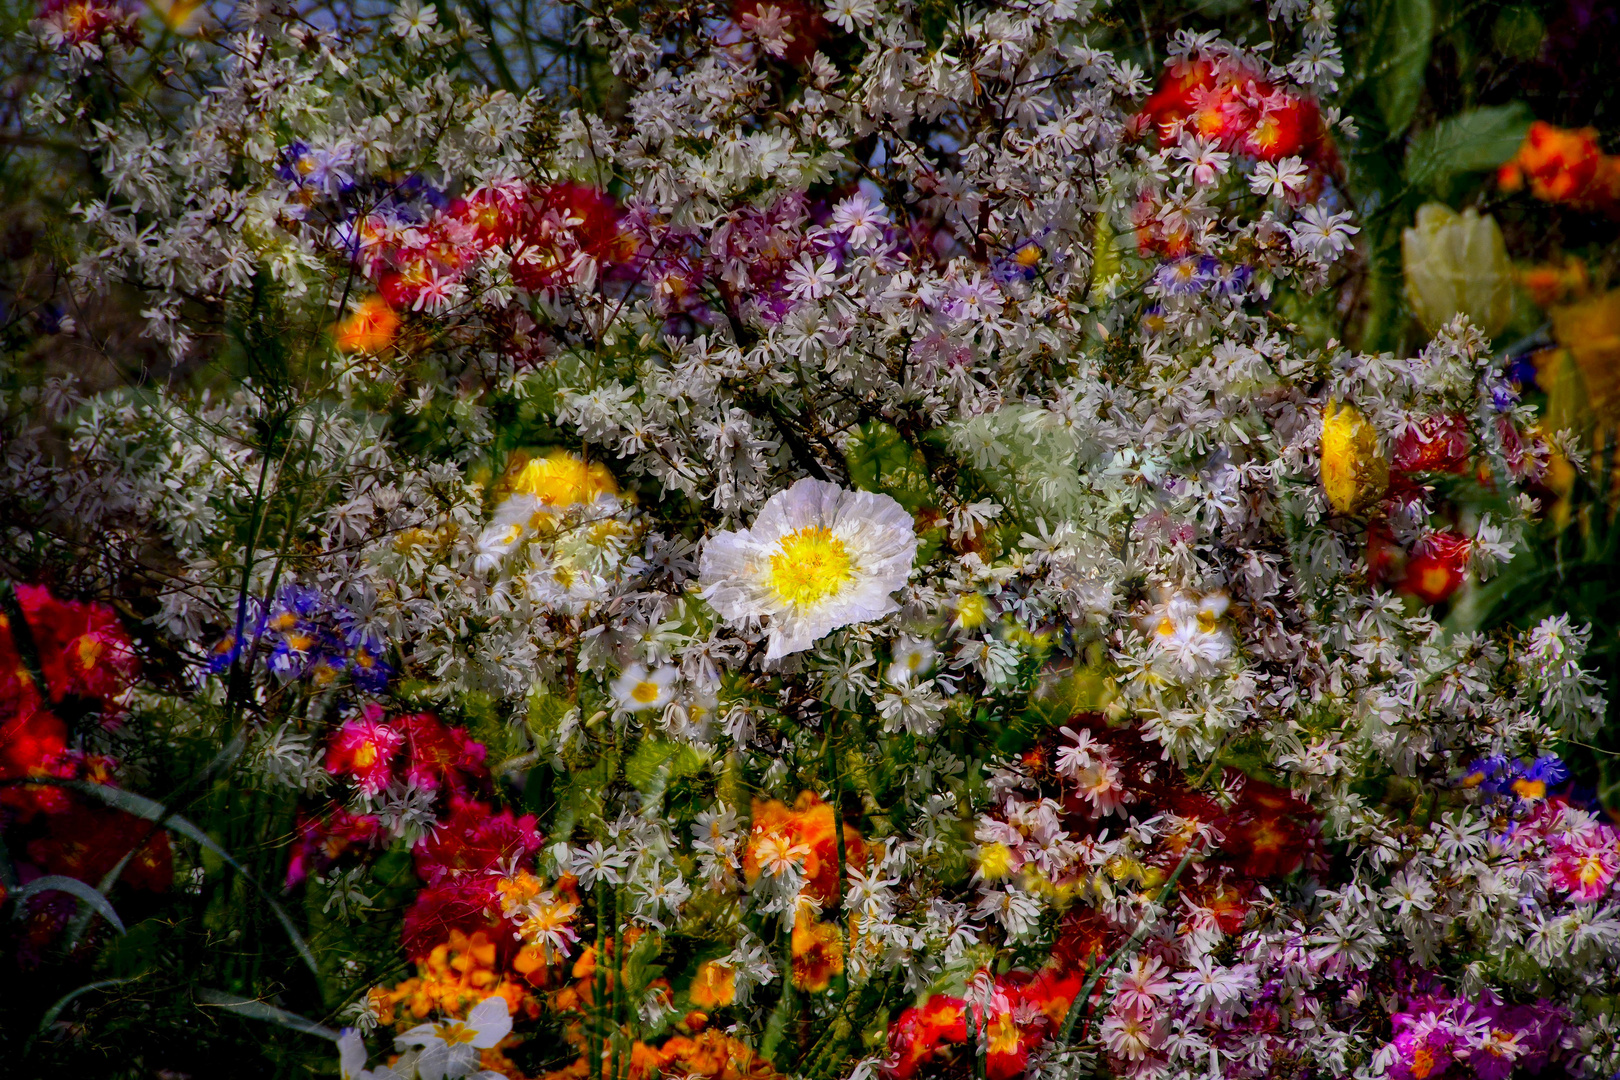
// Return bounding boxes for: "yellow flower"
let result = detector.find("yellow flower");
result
[1402,203,1514,338]
[506,450,618,508]
[975,842,1014,881]
[1320,401,1388,515]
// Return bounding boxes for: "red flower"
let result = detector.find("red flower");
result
[886,994,968,1079]
[402,874,510,962]
[397,712,488,794]
[1131,58,1335,179]
[414,795,543,884]
[510,183,633,293]
[26,803,172,892]
[325,707,404,794]
[1392,415,1471,476]
[8,584,137,709]
[285,804,382,887]
[1215,778,1316,879]
[1402,531,1470,605]
[0,708,73,817]
[449,182,527,247]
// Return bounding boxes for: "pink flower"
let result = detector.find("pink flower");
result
[1113,955,1174,1017]
[325,708,404,794]
[1547,830,1620,902]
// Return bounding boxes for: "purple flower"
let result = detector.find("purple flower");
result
[1154,256,1213,295]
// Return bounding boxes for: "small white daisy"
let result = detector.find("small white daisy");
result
[611,663,678,712]
[699,478,919,660]
[887,636,936,685]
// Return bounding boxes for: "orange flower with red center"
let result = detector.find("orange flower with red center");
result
[789,910,844,992]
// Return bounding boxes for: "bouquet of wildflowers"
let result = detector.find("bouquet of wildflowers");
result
[2,0,1619,1077]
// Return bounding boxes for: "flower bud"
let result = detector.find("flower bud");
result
[1402,203,1513,338]
[1320,401,1388,515]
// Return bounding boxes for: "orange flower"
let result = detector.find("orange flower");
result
[373,929,537,1027]
[688,960,737,1008]
[333,295,400,353]
[789,913,844,992]
[1519,256,1590,308]
[1498,121,1620,213]
[742,791,866,906]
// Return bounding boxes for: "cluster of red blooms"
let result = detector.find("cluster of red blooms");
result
[1,585,170,962]
[404,795,546,963]
[288,704,487,885]
[35,0,139,49]
[294,706,550,965]
[350,180,637,318]
[886,715,1324,1079]
[1497,121,1620,216]
[1129,57,1335,257]
[1367,415,1480,606]
[324,703,488,796]
[888,969,1083,1080]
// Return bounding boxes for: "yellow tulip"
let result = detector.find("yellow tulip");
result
[1402,203,1514,338]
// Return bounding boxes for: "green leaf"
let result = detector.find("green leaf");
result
[844,421,936,513]
[625,739,678,792]
[60,780,321,980]
[1404,102,1533,193]
[1370,0,1434,136]
[196,988,340,1041]
[29,977,140,1051]
[13,875,125,934]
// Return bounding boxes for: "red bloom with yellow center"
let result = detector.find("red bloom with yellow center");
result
[1401,531,1470,605]
[325,711,405,794]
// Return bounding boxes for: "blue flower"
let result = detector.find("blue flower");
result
[1155,256,1212,295]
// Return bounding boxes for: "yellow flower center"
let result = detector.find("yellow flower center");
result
[631,680,662,704]
[354,742,379,769]
[435,1020,478,1047]
[767,526,853,609]
[1511,777,1546,801]
[977,842,1013,880]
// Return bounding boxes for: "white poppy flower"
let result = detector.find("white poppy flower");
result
[394,996,512,1080]
[699,479,918,660]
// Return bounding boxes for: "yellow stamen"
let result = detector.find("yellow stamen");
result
[767,526,853,609]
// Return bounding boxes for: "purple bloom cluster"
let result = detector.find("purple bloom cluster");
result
[1461,754,1568,802]
[208,585,391,693]
[1383,982,1568,1080]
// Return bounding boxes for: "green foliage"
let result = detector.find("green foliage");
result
[1368,0,1435,136]
[1404,102,1533,196]
[843,421,937,514]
